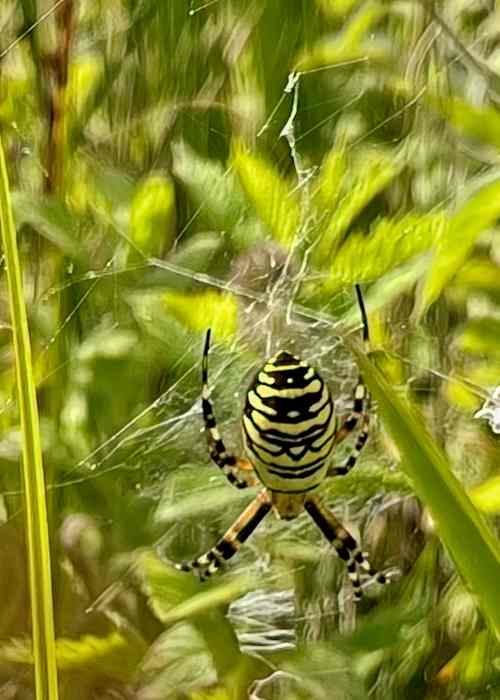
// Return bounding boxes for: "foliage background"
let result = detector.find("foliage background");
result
[0,0,500,697]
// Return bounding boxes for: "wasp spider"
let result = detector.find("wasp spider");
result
[177,286,388,600]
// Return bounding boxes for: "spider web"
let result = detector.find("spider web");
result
[0,1,494,664]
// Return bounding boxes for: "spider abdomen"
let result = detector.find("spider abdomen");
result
[242,351,336,493]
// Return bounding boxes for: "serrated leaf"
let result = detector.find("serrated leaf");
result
[340,256,429,325]
[418,177,500,314]
[313,148,348,211]
[11,192,87,261]
[140,554,252,680]
[456,318,500,355]
[324,213,445,290]
[352,347,500,641]
[172,142,248,231]
[162,289,238,338]
[296,0,388,70]
[231,142,301,247]
[140,623,216,698]
[431,96,500,151]
[452,258,500,303]
[313,153,403,264]
[0,632,145,681]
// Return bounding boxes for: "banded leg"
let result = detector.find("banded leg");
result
[202,329,257,489]
[328,286,371,477]
[177,490,272,580]
[328,409,370,477]
[304,495,387,601]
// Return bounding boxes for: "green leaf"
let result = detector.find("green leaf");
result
[231,142,302,247]
[313,148,348,212]
[11,192,87,262]
[296,0,389,70]
[0,136,59,698]
[172,142,248,232]
[470,476,500,515]
[155,473,254,526]
[129,174,176,259]
[351,347,500,640]
[430,96,500,151]
[340,256,429,326]
[452,258,500,304]
[0,632,145,681]
[324,213,445,291]
[313,153,403,264]
[456,318,500,356]
[161,289,238,339]
[140,554,256,684]
[418,177,500,315]
[315,0,362,19]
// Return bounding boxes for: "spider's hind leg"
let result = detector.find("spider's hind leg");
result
[304,495,387,601]
[177,490,271,580]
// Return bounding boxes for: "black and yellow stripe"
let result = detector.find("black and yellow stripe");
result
[304,496,387,600]
[177,490,272,579]
[176,285,390,600]
[242,351,336,493]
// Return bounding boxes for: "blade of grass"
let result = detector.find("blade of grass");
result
[351,345,500,641]
[0,137,59,697]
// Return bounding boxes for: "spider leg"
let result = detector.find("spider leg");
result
[177,490,271,580]
[328,406,370,477]
[304,495,387,601]
[202,329,257,489]
[328,284,372,478]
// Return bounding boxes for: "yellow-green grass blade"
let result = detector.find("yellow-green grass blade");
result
[0,136,59,697]
[352,347,500,640]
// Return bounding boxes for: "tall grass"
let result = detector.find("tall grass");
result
[0,135,59,697]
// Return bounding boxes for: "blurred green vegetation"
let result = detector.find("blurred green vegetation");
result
[1,0,500,698]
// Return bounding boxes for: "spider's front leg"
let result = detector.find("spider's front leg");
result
[328,286,374,478]
[177,490,271,580]
[304,495,387,600]
[202,329,258,489]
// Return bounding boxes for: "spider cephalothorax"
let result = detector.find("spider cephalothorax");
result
[177,286,388,600]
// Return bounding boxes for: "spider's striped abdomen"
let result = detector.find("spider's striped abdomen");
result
[242,351,336,493]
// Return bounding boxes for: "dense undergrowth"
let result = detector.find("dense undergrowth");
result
[0,1,500,698]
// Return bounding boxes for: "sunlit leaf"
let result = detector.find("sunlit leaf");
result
[0,632,145,681]
[66,53,104,118]
[162,289,238,339]
[313,147,347,211]
[129,174,176,259]
[470,476,500,515]
[418,177,500,315]
[324,213,445,290]
[340,256,429,325]
[431,97,500,151]
[296,0,389,69]
[315,0,362,19]
[452,258,500,304]
[0,134,59,700]
[456,318,500,356]
[231,141,302,247]
[313,153,404,264]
